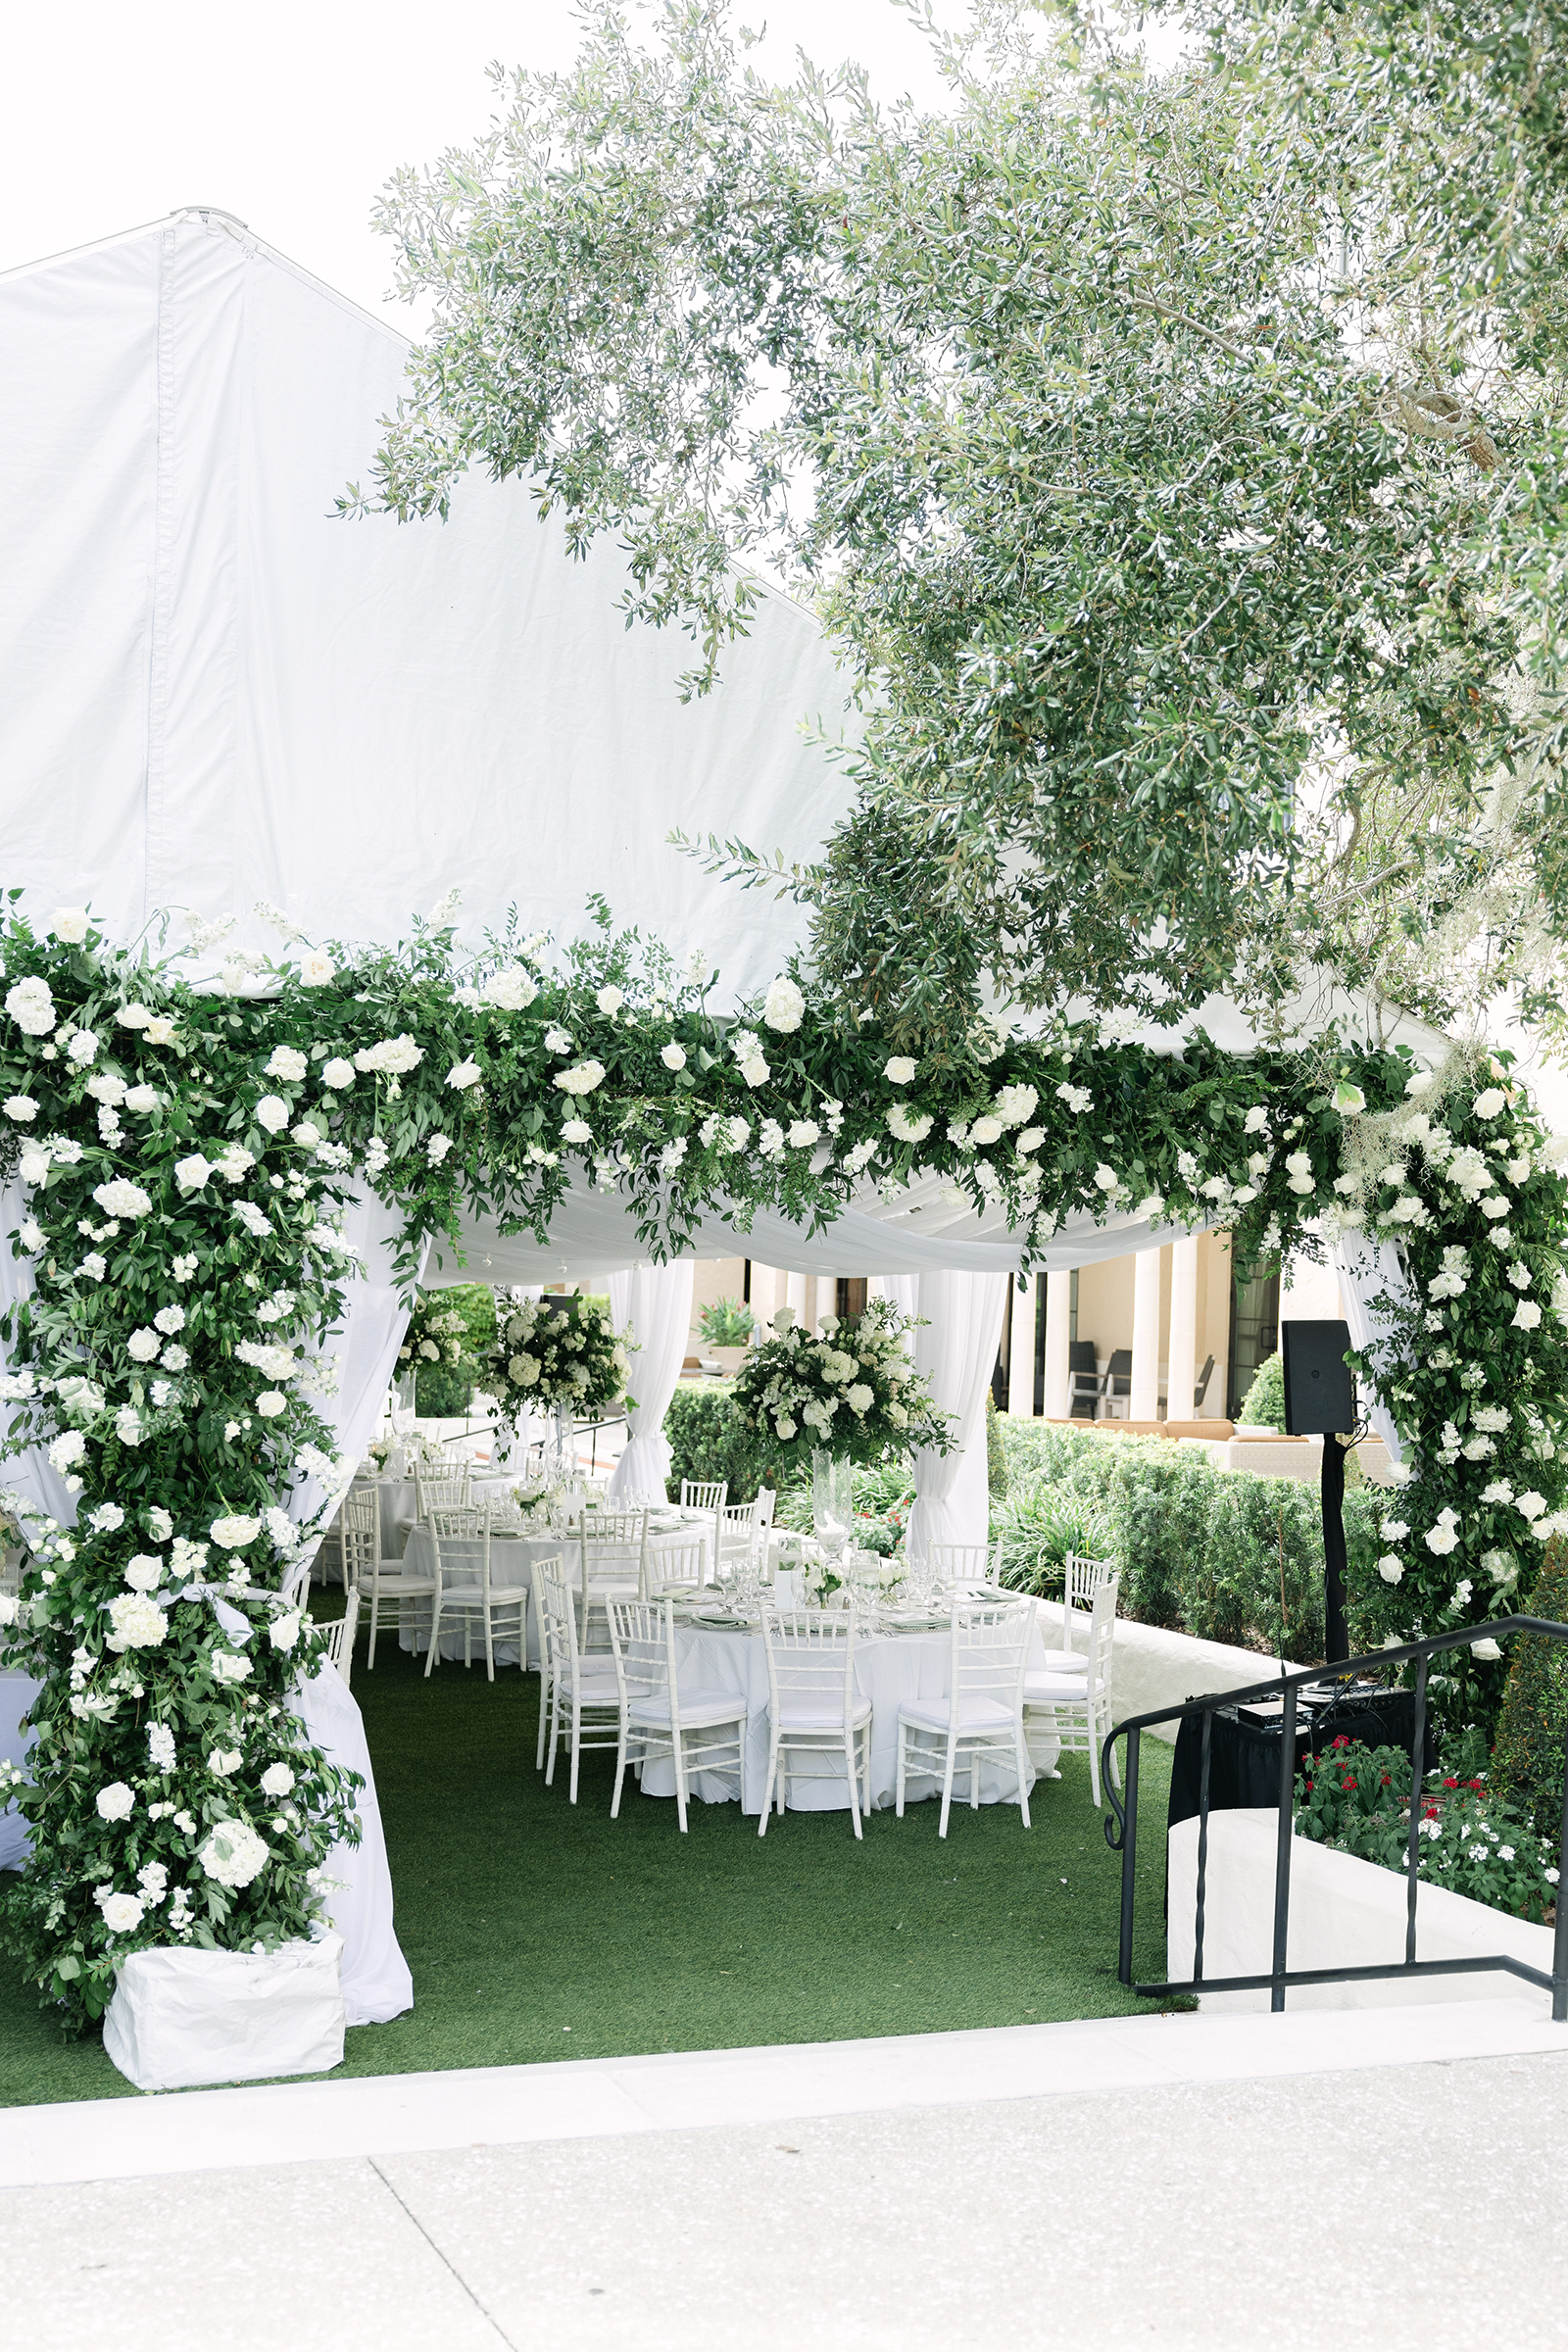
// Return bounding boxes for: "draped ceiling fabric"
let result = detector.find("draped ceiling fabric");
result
[0,209,858,1005]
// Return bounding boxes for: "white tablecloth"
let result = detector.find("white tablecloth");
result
[636,1616,1060,1817]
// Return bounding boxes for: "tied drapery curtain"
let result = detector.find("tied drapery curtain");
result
[900,1270,1010,1566]
[606,1261,695,1502]
[287,1183,429,1536]
[1329,1235,1409,1466]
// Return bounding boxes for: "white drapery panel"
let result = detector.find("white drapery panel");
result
[1331,1235,1409,1466]
[0,1182,80,1531]
[606,1261,695,1502]
[287,1186,428,1532]
[292,1656,413,2026]
[905,1271,1010,1567]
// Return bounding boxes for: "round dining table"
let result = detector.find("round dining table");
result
[396,1512,714,1668]
[632,1603,1062,1818]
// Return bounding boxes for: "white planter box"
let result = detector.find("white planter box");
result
[103,1932,346,2090]
[1168,1808,1555,2012]
[1033,1601,1298,1746]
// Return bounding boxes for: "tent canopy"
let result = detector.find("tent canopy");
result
[0,209,857,1004]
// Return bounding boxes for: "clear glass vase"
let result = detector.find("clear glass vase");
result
[810,1450,855,1574]
[545,1400,576,1488]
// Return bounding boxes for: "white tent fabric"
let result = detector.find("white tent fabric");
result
[905,1272,1011,1568]
[288,1186,426,1535]
[0,210,858,1004]
[1332,1236,1410,1467]
[605,1261,695,1501]
[292,1655,413,2027]
[0,1183,81,1531]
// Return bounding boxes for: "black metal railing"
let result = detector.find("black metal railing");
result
[1102,1615,1568,2020]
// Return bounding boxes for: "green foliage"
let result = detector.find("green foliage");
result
[1237,1349,1286,1428]
[409,1283,495,1418]
[1492,1538,1568,1838]
[696,1295,754,1348]
[985,1393,1007,1499]
[362,5,1568,1049]
[991,1485,1113,1600]
[1294,1736,1560,1926]
[662,1381,773,1505]
[773,1456,915,1557]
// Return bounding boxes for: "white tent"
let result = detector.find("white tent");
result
[0,208,858,1004]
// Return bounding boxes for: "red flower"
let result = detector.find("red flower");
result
[1444,1777,1459,1789]
[1342,1776,1357,1791]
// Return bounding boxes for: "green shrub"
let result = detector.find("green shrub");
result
[1295,1735,1560,1926]
[662,1380,773,1502]
[413,1283,496,1419]
[1237,1349,1286,1427]
[1492,1538,1568,1839]
[1194,1474,1325,1657]
[1107,1446,1217,1631]
[992,1484,1112,1596]
[986,1393,1007,1499]
[697,1296,755,1347]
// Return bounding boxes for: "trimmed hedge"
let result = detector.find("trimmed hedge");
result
[662,1380,774,1503]
[1492,1537,1568,1838]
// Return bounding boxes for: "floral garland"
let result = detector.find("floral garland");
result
[729,1298,951,1472]
[0,896,1563,2026]
[484,1292,631,1415]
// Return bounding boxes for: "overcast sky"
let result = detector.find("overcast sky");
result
[0,2,977,318]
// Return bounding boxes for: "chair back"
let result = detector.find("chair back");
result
[950,1596,1034,1713]
[681,1479,728,1514]
[607,1594,674,1719]
[755,1488,777,1530]
[646,1537,706,1596]
[323,1589,361,1686]
[715,1497,763,1567]
[416,1464,472,1517]
[339,1485,379,1592]
[1104,1348,1133,1403]
[581,1509,648,1585]
[928,1539,1003,1594]
[537,1558,581,1694]
[429,1504,490,1595]
[1081,1576,1118,1698]
[760,1604,858,1723]
[1064,1551,1117,1615]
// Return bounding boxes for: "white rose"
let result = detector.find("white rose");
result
[299,951,334,985]
[321,1057,356,1090]
[446,1058,482,1090]
[762,976,805,1033]
[51,906,90,943]
[787,1119,820,1150]
[123,1084,159,1114]
[661,1042,687,1071]
[173,1152,213,1193]
[18,1144,50,1185]
[269,1609,302,1652]
[265,1046,309,1081]
[561,1118,592,1145]
[3,1095,37,1122]
[210,1650,253,1684]
[1473,1088,1507,1119]
[883,1056,916,1084]
[1094,1163,1119,1192]
[126,1328,161,1362]
[1514,1300,1543,1330]
[255,1390,288,1418]
[67,1028,100,1065]
[554,1060,606,1096]
[116,1001,152,1030]
[254,1095,290,1133]
[98,1890,145,1935]
[1376,1554,1404,1584]
[210,1513,263,1549]
[260,1762,296,1798]
[970,1115,1004,1146]
[95,1782,135,1821]
[123,1554,166,1592]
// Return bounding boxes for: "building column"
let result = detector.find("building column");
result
[1005,1274,1038,1415]
[1130,1247,1162,1421]
[1042,1269,1072,1417]
[1167,1235,1199,1423]
[785,1271,808,1329]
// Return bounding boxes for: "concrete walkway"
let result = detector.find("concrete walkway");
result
[2,2000,1563,2348]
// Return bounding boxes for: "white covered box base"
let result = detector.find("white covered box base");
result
[1169,1809,1555,2012]
[103,1932,346,2090]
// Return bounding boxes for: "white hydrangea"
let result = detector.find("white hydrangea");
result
[994,1083,1038,1127]
[887,1104,934,1145]
[197,1819,270,1889]
[5,976,55,1035]
[762,976,805,1033]
[265,1046,309,1081]
[354,1035,423,1076]
[554,1060,606,1097]
[92,1179,151,1219]
[481,965,536,1011]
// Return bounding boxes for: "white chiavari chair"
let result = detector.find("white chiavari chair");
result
[607,1595,748,1833]
[416,1462,472,1517]
[338,1484,380,1599]
[423,1505,530,1681]
[577,1509,648,1653]
[538,1561,622,1803]
[715,1496,766,1581]
[896,1597,1035,1838]
[926,1539,1005,1597]
[1023,1578,1119,1804]
[680,1479,728,1515]
[758,1604,872,1838]
[321,1589,361,1687]
[533,1548,565,1772]
[645,1537,708,1599]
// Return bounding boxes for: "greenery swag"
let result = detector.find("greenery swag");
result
[0,895,1565,2025]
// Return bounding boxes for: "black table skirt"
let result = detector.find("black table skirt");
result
[1166,1686,1431,1834]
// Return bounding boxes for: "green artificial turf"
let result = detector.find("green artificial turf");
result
[0,1626,1180,2107]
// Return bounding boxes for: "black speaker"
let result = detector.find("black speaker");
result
[1282,1319,1355,1436]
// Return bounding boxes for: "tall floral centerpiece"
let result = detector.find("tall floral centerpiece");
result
[484,1292,633,1478]
[730,1299,953,1580]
